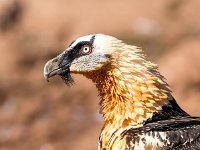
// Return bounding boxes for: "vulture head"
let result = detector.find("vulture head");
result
[44,34,119,84]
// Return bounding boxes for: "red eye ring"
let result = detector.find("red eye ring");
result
[81,45,92,55]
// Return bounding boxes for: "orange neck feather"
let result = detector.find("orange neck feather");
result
[85,64,171,127]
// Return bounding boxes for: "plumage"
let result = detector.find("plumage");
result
[44,34,200,150]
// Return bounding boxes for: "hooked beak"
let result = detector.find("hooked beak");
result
[44,57,61,81]
[44,52,74,85]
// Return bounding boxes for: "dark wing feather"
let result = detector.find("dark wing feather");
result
[146,97,189,123]
[121,117,200,150]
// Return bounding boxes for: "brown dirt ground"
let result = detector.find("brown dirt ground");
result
[0,0,200,149]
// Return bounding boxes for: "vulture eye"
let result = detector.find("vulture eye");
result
[81,45,92,55]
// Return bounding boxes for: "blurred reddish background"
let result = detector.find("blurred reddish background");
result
[0,0,200,150]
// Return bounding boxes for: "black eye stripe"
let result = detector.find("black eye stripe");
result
[59,35,96,67]
[68,40,75,47]
[90,35,95,44]
[71,35,95,51]
[73,35,95,49]
[73,41,92,50]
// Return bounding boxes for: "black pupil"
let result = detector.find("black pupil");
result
[84,47,89,52]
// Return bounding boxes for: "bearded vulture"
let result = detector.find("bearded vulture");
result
[44,34,200,150]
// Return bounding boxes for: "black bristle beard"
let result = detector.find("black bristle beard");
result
[60,72,74,86]
[59,69,74,86]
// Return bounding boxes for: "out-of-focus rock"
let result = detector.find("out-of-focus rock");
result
[0,0,22,31]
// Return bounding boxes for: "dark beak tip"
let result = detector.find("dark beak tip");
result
[44,74,50,82]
